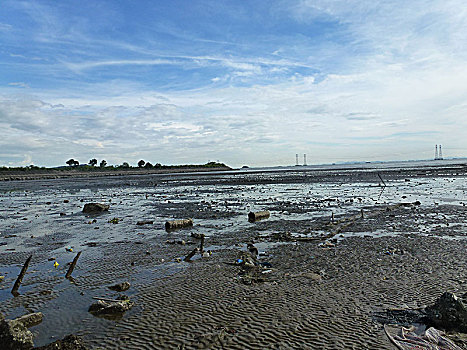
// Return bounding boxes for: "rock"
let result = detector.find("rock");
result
[108,282,130,292]
[82,203,109,214]
[0,312,43,350]
[35,334,88,350]
[88,298,134,316]
[425,292,467,332]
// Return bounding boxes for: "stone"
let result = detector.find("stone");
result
[425,292,467,332]
[82,203,109,213]
[89,299,134,316]
[0,312,43,350]
[108,282,130,292]
[35,334,88,350]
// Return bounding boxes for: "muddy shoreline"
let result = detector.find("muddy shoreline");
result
[0,164,466,349]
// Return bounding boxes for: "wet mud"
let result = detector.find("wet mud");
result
[0,162,466,348]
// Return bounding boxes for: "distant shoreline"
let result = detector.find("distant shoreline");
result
[0,166,232,182]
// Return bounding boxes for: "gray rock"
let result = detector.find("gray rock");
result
[35,334,88,350]
[426,292,467,332]
[89,299,134,316]
[82,203,109,213]
[108,282,130,292]
[0,312,43,350]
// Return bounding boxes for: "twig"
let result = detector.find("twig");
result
[65,251,82,279]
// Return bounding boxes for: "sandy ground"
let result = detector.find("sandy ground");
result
[0,163,466,349]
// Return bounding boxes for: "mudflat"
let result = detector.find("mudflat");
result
[0,161,466,349]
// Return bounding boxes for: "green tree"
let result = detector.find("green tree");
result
[138,159,145,168]
[121,162,130,168]
[144,162,153,169]
[66,159,75,167]
[100,160,107,168]
[89,158,98,166]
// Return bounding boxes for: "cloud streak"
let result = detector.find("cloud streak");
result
[0,0,466,166]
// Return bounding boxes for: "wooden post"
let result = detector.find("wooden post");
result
[377,173,387,187]
[199,234,205,253]
[65,251,82,279]
[361,209,364,218]
[12,255,32,296]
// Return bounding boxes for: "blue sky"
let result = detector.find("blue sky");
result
[1,0,466,167]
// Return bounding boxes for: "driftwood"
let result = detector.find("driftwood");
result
[11,255,32,296]
[248,211,270,222]
[165,218,193,230]
[65,251,82,279]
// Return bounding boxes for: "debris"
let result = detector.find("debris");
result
[248,211,270,222]
[319,241,335,248]
[108,217,120,224]
[108,282,130,292]
[82,203,109,213]
[66,247,73,252]
[11,255,32,296]
[247,243,258,257]
[384,324,462,350]
[165,218,193,230]
[136,220,153,226]
[0,276,4,282]
[65,251,82,279]
[54,261,59,268]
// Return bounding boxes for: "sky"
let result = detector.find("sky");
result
[1,0,466,168]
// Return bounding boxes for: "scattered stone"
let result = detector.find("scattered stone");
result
[82,203,109,214]
[108,282,130,292]
[63,200,70,203]
[35,334,88,350]
[426,292,467,332]
[39,290,53,295]
[59,213,66,216]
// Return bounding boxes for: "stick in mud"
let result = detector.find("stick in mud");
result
[165,218,193,230]
[11,254,32,296]
[184,248,199,262]
[65,251,82,279]
[377,173,387,187]
[199,234,205,253]
[248,211,270,222]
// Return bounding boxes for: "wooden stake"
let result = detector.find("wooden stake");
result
[65,251,82,279]
[184,248,199,262]
[199,234,205,253]
[12,255,32,296]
